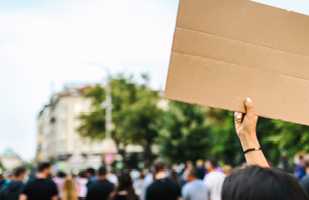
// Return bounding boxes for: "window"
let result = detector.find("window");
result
[62,104,67,113]
[74,140,82,152]
[61,120,67,133]
[58,140,66,152]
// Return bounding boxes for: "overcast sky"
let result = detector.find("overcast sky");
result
[0,0,308,161]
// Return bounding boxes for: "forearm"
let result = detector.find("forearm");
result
[240,135,269,168]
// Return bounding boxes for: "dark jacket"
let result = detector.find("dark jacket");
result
[0,181,25,200]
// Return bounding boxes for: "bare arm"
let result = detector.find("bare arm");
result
[19,194,27,200]
[52,196,58,200]
[234,98,269,168]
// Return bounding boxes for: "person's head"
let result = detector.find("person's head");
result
[222,166,308,200]
[295,151,307,165]
[205,159,218,171]
[118,173,133,190]
[303,155,309,169]
[112,173,137,200]
[38,162,52,176]
[185,169,198,182]
[196,159,204,168]
[186,160,193,169]
[223,165,232,176]
[154,158,167,174]
[14,167,27,181]
[62,178,78,200]
[98,166,107,178]
[86,168,95,177]
[57,171,66,178]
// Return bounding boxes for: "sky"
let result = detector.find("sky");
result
[0,0,308,161]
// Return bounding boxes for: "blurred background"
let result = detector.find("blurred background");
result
[0,0,309,174]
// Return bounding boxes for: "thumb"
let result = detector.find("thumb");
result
[245,97,254,118]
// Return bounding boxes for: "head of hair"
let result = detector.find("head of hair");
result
[196,159,204,167]
[112,173,138,200]
[187,169,197,178]
[57,171,67,178]
[207,158,218,169]
[86,168,95,176]
[303,155,309,168]
[154,158,166,173]
[14,167,26,177]
[38,162,51,172]
[98,166,107,176]
[222,166,308,200]
[62,178,78,200]
[299,151,307,160]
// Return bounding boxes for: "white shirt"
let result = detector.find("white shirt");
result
[203,171,225,200]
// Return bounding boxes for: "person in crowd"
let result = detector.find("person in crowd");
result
[146,159,181,200]
[182,169,208,200]
[133,170,145,199]
[181,161,193,185]
[170,169,182,187]
[85,168,97,188]
[20,162,58,200]
[110,173,138,200]
[86,166,113,200]
[62,178,78,200]
[53,171,66,199]
[76,172,88,199]
[140,167,155,200]
[0,172,12,191]
[301,155,309,195]
[106,168,118,187]
[222,165,232,176]
[195,159,205,180]
[203,159,225,200]
[295,151,307,181]
[0,174,4,190]
[222,98,308,200]
[0,167,27,200]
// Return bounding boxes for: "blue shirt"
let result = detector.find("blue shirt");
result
[182,180,208,200]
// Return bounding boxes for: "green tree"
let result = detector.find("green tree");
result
[158,101,213,164]
[77,74,163,167]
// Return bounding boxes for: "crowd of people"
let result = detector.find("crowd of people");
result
[0,98,309,200]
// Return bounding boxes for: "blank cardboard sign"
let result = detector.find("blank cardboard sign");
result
[165,0,309,125]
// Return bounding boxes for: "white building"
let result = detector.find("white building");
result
[37,87,118,172]
[0,149,24,170]
[37,86,145,172]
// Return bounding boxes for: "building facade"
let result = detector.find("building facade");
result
[37,87,118,172]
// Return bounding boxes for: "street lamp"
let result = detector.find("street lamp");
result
[84,62,112,140]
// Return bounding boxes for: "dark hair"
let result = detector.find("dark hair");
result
[38,162,51,172]
[208,159,218,168]
[222,166,308,200]
[154,158,166,173]
[86,168,95,176]
[303,155,309,168]
[111,173,138,200]
[57,171,66,178]
[170,170,181,186]
[98,166,106,176]
[14,167,26,177]
[187,169,197,178]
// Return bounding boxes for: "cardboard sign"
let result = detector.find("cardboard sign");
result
[165,0,309,125]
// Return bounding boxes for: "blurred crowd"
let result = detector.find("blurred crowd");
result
[0,153,309,200]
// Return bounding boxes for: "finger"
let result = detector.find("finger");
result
[244,97,254,118]
[234,112,243,124]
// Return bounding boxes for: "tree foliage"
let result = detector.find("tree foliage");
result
[77,74,163,166]
[157,101,214,164]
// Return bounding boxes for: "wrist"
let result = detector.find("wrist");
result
[240,134,260,151]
